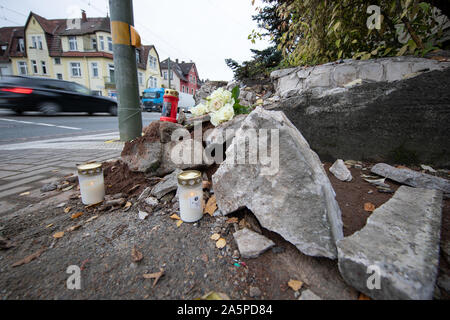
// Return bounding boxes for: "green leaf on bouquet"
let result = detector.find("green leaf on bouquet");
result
[231,86,240,103]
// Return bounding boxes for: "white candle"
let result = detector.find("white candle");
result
[177,170,203,222]
[77,163,105,205]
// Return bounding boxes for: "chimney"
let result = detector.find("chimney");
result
[175,58,179,63]
[182,61,185,64]
[81,10,87,22]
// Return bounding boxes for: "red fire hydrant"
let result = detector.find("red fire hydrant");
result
[160,89,179,123]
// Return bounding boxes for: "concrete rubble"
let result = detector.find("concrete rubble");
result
[213,107,344,259]
[371,163,450,193]
[298,289,322,300]
[329,159,352,182]
[233,228,275,259]
[337,186,443,300]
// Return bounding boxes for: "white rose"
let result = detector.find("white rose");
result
[190,103,208,116]
[207,88,233,112]
[210,102,235,126]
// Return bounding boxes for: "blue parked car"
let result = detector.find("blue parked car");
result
[142,88,165,112]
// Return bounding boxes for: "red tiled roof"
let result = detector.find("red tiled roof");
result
[0,26,25,62]
[60,51,113,58]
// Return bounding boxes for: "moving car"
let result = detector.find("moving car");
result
[141,88,164,112]
[0,76,118,116]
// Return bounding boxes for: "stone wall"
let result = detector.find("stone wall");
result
[271,56,450,99]
[271,63,450,167]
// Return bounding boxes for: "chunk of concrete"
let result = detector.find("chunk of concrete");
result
[298,289,322,300]
[337,186,443,300]
[233,228,275,259]
[213,107,344,259]
[371,163,450,193]
[329,159,352,182]
[151,169,182,199]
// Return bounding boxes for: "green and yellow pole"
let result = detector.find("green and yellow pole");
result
[109,0,142,141]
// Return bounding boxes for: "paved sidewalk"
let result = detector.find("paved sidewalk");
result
[0,132,124,201]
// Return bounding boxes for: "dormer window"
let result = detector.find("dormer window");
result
[69,36,77,51]
[18,38,24,52]
[91,38,97,50]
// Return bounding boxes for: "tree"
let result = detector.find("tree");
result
[277,0,448,66]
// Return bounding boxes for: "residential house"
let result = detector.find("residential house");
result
[0,26,25,76]
[6,11,161,97]
[160,58,201,95]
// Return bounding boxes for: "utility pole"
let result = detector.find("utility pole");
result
[109,0,142,141]
[168,57,171,89]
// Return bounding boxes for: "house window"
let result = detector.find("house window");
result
[54,58,61,65]
[191,88,194,95]
[107,37,112,51]
[41,61,47,74]
[163,71,167,80]
[99,36,104,50]
[18,61,27,75]
[70,62,81,77]
[69,36,77,51]
[37,36,43,50]
[182,86,185,93]
[148,76,157,88]
[57,73,63,80]
[91,62,99,78]
[149,56,157,69]
[138,72,143,85]
[31,36,37,48]
[18,38,24,52]
[91,38,97,50]
[136,49,141,63]
[31,60,38,74]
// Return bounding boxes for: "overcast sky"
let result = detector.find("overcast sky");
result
[0,0,271,81]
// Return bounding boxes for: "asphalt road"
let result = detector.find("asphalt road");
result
[0,108,161,144]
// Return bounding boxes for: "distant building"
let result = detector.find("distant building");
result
[160,58,201,95]
[0,26,25,76]
[2,11,162,97]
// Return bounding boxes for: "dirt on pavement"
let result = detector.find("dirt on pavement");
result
[0,162,448,300]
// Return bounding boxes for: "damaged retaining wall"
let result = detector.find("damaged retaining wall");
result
[270,56,450,167]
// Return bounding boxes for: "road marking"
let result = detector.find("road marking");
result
[0,118,81,130]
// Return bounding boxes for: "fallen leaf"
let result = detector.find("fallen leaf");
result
[170,213,181,220]
[19,191,30,196]
[226,217,238,224]
[45,223,53,228]
[204,195,217,216]
[12,248,46,267]
[358,293,371,300]
[62,185,74,192]
[288,279,303,291]
[66,225,82,232]
[176,220,183,227]
[216,238,226,249]
[143,268,165,287]
[124,201,132,211]
[131,246,143,262]
[53,231,64,239]
[71,211,84,219]
[85,215,98,223]
[64,207,72,213]
[364,202,375,212]
[210,233,220,241]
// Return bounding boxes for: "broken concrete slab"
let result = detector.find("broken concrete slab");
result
[298,289,322,300]
[213,107,344,259]
[233,228,275,259]
[329,159,352,181]
[337,186,443,300]
[151,169,182,199]
[371,163,450,193]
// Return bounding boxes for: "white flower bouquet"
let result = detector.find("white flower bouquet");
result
[190,87,251,126]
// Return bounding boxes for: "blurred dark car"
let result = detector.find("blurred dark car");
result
[0,76,118,116]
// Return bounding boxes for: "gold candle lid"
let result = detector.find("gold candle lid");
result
[177,170,202,186]
[77,162,103,176]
